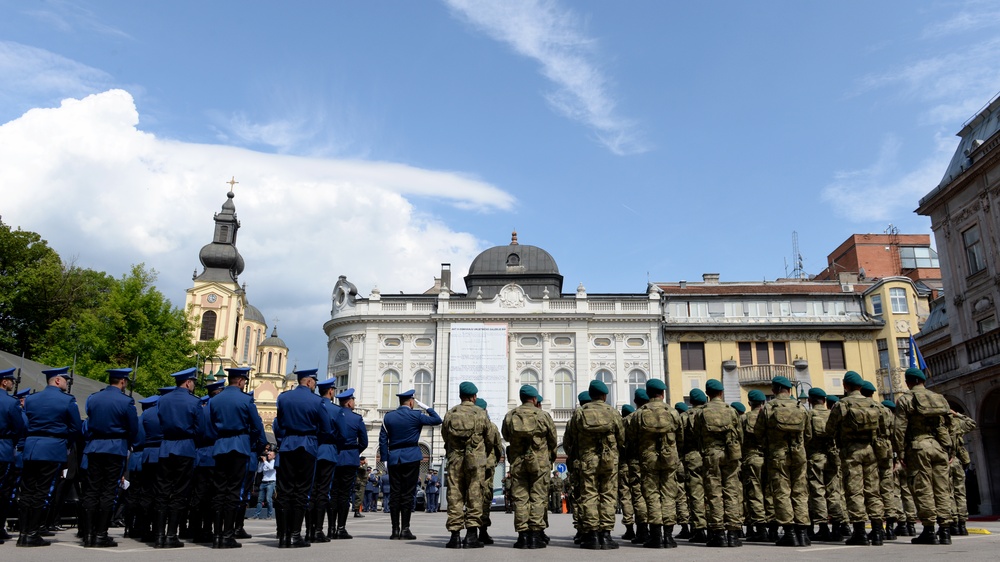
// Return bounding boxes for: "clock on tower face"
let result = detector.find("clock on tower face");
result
[207,293,218,304]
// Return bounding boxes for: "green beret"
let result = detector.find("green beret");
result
[645,379,666,392]
[519,384,539,399]
[861,381,877,394]
[730,402,746,414]
[771,376,793,389]
[675,402,689,412]
[622,404,636,416]
[842,371,863,387]
[475,398,487,409]
[807,387,827,399]
[690,389,707,405]
[634,388,650,401]
[747,389,766,402]
[881,399,896,410]
[589,379,609,395]
[537,395,543,404]
[904,367,927,381]
[706,379,724,392]
[826,395,840,404]
[578,391,591,404]
[459,381,478,396]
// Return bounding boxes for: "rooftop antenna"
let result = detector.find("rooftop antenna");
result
[791,231,804,279]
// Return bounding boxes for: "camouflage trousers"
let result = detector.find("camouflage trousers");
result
[482,466,495,528]
[675,469,690,523]
[950,459,968,520]
[877,456,902,520]
[807,451,845,523]
[742,454,766,524]
[900,469,917,522]
[627,462,647,523]
[445,464,484,531]
[510,460,548,532]
[683,450,706,528]
[618,464,633,525]
[702,447,742,530]
[840,441,883,523]
[641,466,678,526]
[905,438,952,525]
[576,458,618,532]
[766,444,809,525]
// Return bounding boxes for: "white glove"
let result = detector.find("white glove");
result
[415,400,430,410]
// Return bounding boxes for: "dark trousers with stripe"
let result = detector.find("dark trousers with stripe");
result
[212,452,249,511]
[389,461,419,515]
[82,453,126,512]
[156,455,194,513]
[276,449,315,511]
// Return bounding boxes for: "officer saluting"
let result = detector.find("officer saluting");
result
[0,368,27,545]
[18,367,82,547]
[378,388,442,540]
[154,368,201,549]
[209,367,266,549]
[273,368,333,548]
[81,367,140,548]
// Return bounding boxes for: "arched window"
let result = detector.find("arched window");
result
[520,369,540,388]
[595,369,615,406]
[199,310,217,340]
[627,369,647,407]
[277,355,282,375]
[381,370,401,409]
[414,370,432,406]
[266,352,273,373]
[242,326,251,363]
[555,369,575,409]
[333,347,350,389]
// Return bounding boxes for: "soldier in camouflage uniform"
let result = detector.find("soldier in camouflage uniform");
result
[627,379,682,549]
[803,387,844,542]
[624,389,650,544]
[825,394,850,539]
[894,367,954,545]
[567,390,590,543]
[828,372,884,546]
[881,399,909,538]
[672,402,692,539]
[696,379,744,548]
[563,380,624,550]
[681,389,709,543]
[948,409,976,536]
[754,376,811,547]
[741,390,768,541]
[618,404,636,540]
[861,381,900,540]
[354,458,368,517]
[476,398,504,545]
[502,385,557,549]
[441,381,498,549]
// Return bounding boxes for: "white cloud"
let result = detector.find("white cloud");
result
[444,0,645,155]
[0,89,515,369]
[23,0,132,39]
[820,135,954,222]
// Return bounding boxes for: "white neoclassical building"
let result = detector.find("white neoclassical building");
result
[323,233,662,471]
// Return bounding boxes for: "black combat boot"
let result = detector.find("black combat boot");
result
[689,527,708,543]
[958,519,969,536]
[389,509,400,540]
[767,522,780,542]
[399,509,416,540]
[814,522,832,541]
[727,529,743,547]
[892,519,907,537]
[479,526,494,545]
[884,518,897,541]
[676,523,691,539]
[211,511,224,549]
[164,511,184,548]
[465,527,484,549]
[601,530,618,549]
[829,521,844,541]
[234,506,251,539]
[94,508,118,547]
[579,529,600,549]
[153,511,167,549]
[936,524,951,545]
[276,508,288,548]
[622,523,635,540]
[805,523,817,542]
[312,508,329,543]
[663,524,677,548]
[798,525,811,546]
[632,521,648,544]
[869,519,883,546]
[905,521,916,537]
[288,508,310,548]
[949,521,960,536]
[539,529,551,544]
[513,531,528,549]
[845,522,870,546]
[446,530,463,548]
[911,524,938,545]
[335,526,352,539]
[706,529,727,547]
[775,525,798,547]
[643,524,663,548]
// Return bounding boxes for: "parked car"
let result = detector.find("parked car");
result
[490,487,506,511]
[414,488,425,511]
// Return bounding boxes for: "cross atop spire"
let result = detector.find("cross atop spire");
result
[226,176,239,191]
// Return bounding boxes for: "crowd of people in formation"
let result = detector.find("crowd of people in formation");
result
[0,364,977,550]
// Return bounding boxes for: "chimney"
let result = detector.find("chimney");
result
[441,263,451,292]
[703,273,720,284]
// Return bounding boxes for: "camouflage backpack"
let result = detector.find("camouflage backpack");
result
[580,404,616,435]
[768,399,807,434]
[700,403,735,434]
[843,399,880,433]
[912,390,950,418]
[638,403,679,434]
[508,407,540,441]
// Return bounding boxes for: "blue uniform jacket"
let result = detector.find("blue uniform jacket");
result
[335,407,368,466]
[316,398,340,463]
[273,386,332,456]
[366,473,378,492]
[157,386,201,459]
[84,385,140,457]
[140,405,162,464]
[378,405,441,466]
[24,385,82,463]
[0,390,27,462]
[379,473,390,493]
[127,423,145,473]
[211,386,266,458]
[195,398,215,467]
[426,474,440,494]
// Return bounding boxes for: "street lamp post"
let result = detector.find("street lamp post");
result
[793,380,813,409]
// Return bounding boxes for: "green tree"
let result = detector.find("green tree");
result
[36,264,219,396]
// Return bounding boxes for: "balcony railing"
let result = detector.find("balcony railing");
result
[550,408,574,422]
[967,327,1000,365]
[737,364,796,386]
[925,348,959,379]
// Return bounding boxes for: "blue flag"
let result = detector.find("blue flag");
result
[908,334,927,370]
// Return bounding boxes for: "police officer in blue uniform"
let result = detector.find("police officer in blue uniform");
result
[273,368,333,548]
[310,377,338,543]
[331,387,368,539]
[18,366,82,547]
[136,389,171,542]
[425,470,441,513]
[81,367,140,548]
[0,368,27,544]
[154,368,201,548]
[378,388,442,540]
[210,367,266,549]
[380,470,391,513]
[190,380,224,544]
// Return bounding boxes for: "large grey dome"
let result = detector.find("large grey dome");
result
[464,232,563,299]
[259,327,287,349]
[244,303,266,324]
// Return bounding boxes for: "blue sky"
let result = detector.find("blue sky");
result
[2,0,999,373]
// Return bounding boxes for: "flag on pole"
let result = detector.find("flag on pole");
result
[908,333,927,370]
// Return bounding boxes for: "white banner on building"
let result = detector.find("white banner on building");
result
[448,323,509,429]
